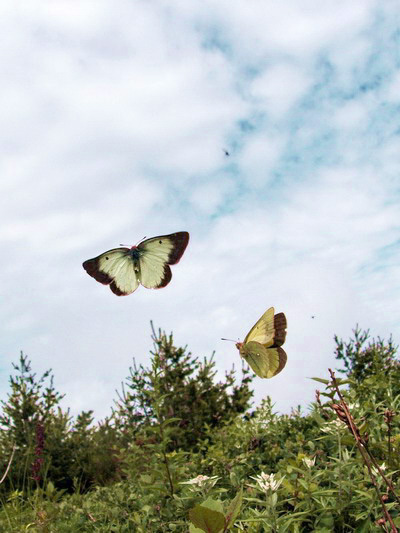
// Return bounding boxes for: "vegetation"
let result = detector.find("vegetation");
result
[0,325,399,532]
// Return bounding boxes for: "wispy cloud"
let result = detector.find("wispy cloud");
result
[0,0,398,418]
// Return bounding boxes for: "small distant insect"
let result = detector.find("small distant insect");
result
[311,316,315,319]
[83,231,189,296]
[223,307,287,378]
[223,148,230,156]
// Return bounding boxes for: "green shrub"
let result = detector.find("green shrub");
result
[0,327,399,532]
[112,324,254,451]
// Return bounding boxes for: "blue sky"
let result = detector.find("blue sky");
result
[1,0,399,419]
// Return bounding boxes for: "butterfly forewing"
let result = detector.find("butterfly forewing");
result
[272,312,287,347]
[148,231,189,265]
[244,307,275,346]
[138,232,189,289]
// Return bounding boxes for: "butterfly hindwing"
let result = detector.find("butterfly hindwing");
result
[241,342,270,378]
[82,231,189,295]
[241,342,287,378]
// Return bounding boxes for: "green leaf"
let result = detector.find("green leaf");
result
[354,489,374,500]
[334,378,351,385]
[225,487,243,529]
[311,377,330,384]
[189,525,205,533]
[189,504,225,533]
[354,518,373,532]
[201,498,224,514]
[162,417,182,426]
[319,391,336,399]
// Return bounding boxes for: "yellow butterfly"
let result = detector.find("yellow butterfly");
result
[235,307,287,378]
[83,231,189,296]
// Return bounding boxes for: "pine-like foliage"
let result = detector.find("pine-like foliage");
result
[335,326,399,402]
[0,353,121,495]
[112,324,254,451]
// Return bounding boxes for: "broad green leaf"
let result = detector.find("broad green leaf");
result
[201,498,224,514]
[225,487,243,528]
[189,505,225,533]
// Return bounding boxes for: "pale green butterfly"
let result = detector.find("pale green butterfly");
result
[83,231,189,296]
[233,307,287,378]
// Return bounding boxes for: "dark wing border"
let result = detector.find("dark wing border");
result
[82,248,130,286]
[138,231,189,265]
[167,231,189,264]
[274,347,287,376]
[155,265,172,289]
[272,312,287,347]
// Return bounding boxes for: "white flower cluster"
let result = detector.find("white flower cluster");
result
[321,419,346,434]
[180,474,219,489]
[302,456,316,469]
[251,472,284,493]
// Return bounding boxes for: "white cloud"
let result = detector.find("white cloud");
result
[190,177,235,215]
[0,0,398,420]
[250,64,312,118]
[384,70,400,102]
[333,99,369,131]
[238,134,286,187]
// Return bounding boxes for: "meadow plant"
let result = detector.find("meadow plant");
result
[0,328,399,531]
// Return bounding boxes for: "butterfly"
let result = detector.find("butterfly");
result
[235,307,287,378]
[82,231,189,296]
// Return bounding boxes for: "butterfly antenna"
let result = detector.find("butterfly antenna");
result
[221,338,237,342]
[119,236,147,247]
[136,235,147,246]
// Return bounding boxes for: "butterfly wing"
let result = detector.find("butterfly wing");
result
[240,342,287,378]
[244,307,275,345]
[244,308,287,348]
[82,248,140,296]
[83,231,189,295]
[271,312,287,347]
[138,231,189,289]
[239,308,288,378]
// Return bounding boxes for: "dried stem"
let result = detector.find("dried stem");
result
[385,410,395,466]
[328,369,398,532]
[0,444,16,485]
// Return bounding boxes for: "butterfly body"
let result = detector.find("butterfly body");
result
[129,247,141,261]
[236,307,287,378]
[83,231,189,296]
